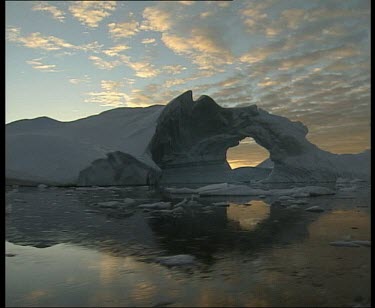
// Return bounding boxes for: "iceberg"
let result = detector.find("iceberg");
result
[77,151,161,186]
[6,91,370,186]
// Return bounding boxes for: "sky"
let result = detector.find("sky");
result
[6,0,371,167]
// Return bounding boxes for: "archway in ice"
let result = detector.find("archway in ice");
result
[226,137,270,169]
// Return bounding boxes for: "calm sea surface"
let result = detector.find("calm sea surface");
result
[6,184,371,307]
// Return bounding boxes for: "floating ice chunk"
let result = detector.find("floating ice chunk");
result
[329,241,361,247]
[155,254,195,266]
[305,206,325,212]
[290,199,308,205]
[174,198,188,208]
[339,186,357,192]
[199,185,266,196]
[165,187,196,194]
[278,196,293,201]
[351,240,371,247]
[184,200,204,207]
[292,192,310,198]
[157,209,173,215]
[171,206,184,214]
[287,205,300,210]
[138,202,171,209]
[38,184,48,189]
[196,183,231,193]
[193,183,335,197]
[296,186,335,196]
[76,187,104,191]
[336,177,351,183]
[350,179,365,183]
[97,201,122,208]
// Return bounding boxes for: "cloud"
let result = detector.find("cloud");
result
[80,41,103,53]
[208,1,232,8]
[140,4,234,74]
[141,38,156,44]
[85,80,181,108]
[102,45,130,57]
[239,47,273,64]
[161,33,191,54]
[118,54,160,78]
[69,1,116,28]
[85,79,127,107]
[85,91,127,107]
[161,27,233,71]
[162,64,186,75]
[240,2,271,35]
[123,77,136,85]
[276,45,361,71]
[69,75,91,84]
[32,1,65,22]
[163,79,187,88]
[200,11,214,18]
[100,80,123,91]
[124,86,182,107]
[108,21,139,39]
[190,27,232,56]
[125,61,160,78]
[141,6,173,32]
[89,55,121,70]
[257,77,277,88]
[7,28,73,50]
[281,9,306,29]
[6,26,103,53]
[26,58,60,72]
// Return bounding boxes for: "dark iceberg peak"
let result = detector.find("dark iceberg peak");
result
[193,95,223,114]
[169,89,193,107]
[179,89,193,100]
[149,91,252,168]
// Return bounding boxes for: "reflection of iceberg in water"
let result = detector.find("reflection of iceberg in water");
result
[226,201,270,231]
[6,188,312,265]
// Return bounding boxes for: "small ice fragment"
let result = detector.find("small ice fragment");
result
[329,241,360,247]
[305,206,324,213]
[351,240,371,247]
[138,202,171,209]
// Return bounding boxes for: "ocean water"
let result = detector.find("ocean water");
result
[5,184,371,307]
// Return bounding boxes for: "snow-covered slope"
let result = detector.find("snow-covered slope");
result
[6,105,163,184]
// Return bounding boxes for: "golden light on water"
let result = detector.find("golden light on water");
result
[226,201,270,231]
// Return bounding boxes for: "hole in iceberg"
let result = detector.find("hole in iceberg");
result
[226,137,269,169]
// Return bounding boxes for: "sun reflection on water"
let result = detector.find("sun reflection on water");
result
[226,200,270,231]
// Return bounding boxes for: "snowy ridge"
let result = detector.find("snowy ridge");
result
[6,105,163,184]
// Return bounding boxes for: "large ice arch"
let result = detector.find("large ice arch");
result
[148,90,369,183]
